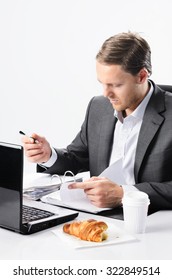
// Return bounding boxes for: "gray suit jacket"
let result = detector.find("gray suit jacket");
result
[38,81,172,212]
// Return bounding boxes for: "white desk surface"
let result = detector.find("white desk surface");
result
[0,199,171,260]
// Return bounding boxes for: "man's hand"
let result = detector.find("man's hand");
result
[69,176,124,208]
[21,133,52,164]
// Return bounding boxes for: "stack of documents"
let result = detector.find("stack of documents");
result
[24,162,126,211]
[23,173,82,200]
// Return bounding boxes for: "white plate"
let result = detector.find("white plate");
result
[52,221,137,249]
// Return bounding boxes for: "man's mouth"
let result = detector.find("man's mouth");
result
[109,98,118,104]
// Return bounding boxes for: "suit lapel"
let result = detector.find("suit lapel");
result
[97,112,116,174]
[134,88,165,182]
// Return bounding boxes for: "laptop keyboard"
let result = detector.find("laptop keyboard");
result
[22,205,55,224]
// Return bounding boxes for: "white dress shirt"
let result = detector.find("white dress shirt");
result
[109,82,153,193]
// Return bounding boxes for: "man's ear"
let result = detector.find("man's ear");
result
[137,68,149,83]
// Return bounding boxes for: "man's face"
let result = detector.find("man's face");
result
[96,61,147,116]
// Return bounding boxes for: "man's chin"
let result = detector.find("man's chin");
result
[111,103,121,111]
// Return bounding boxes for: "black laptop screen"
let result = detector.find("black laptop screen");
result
[0,142,23,232]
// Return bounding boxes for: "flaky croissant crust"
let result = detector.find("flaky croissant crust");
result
[63,219,108,242]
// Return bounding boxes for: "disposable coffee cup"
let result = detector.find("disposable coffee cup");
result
[122,191,150,234]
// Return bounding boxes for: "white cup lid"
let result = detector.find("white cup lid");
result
[122,191,150,205]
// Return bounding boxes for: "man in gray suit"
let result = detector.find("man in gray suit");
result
[22,32,172,214]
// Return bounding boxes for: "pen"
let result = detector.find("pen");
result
[19,131,38,143]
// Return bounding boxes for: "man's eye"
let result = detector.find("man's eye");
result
[113,84,122,88]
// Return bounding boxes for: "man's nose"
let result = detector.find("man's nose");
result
[102,85,113,97]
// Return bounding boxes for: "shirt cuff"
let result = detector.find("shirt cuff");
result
[121,184,139,194]
[39,147,57,168]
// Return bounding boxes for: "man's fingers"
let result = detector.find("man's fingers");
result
[85,176,107,182]
[68,181,96,190]
[68,177,107,190]
[21,135,34,144]
[31,133,44,143]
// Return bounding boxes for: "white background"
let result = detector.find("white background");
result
[0,0,172,173]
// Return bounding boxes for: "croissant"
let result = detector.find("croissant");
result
[63,219,108,242]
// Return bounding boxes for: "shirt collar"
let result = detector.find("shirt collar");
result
[114,81,154,123]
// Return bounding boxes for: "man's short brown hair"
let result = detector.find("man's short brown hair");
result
[96,32,152,76]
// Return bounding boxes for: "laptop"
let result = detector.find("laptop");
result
[0,141,78,234]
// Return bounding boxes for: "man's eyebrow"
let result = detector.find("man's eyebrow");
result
[97,79,115,86]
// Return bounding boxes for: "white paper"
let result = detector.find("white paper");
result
[60,182,86,202]
[99,158,126,184]
[52,221,136,249]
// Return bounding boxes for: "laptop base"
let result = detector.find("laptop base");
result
[21,212,78,234]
